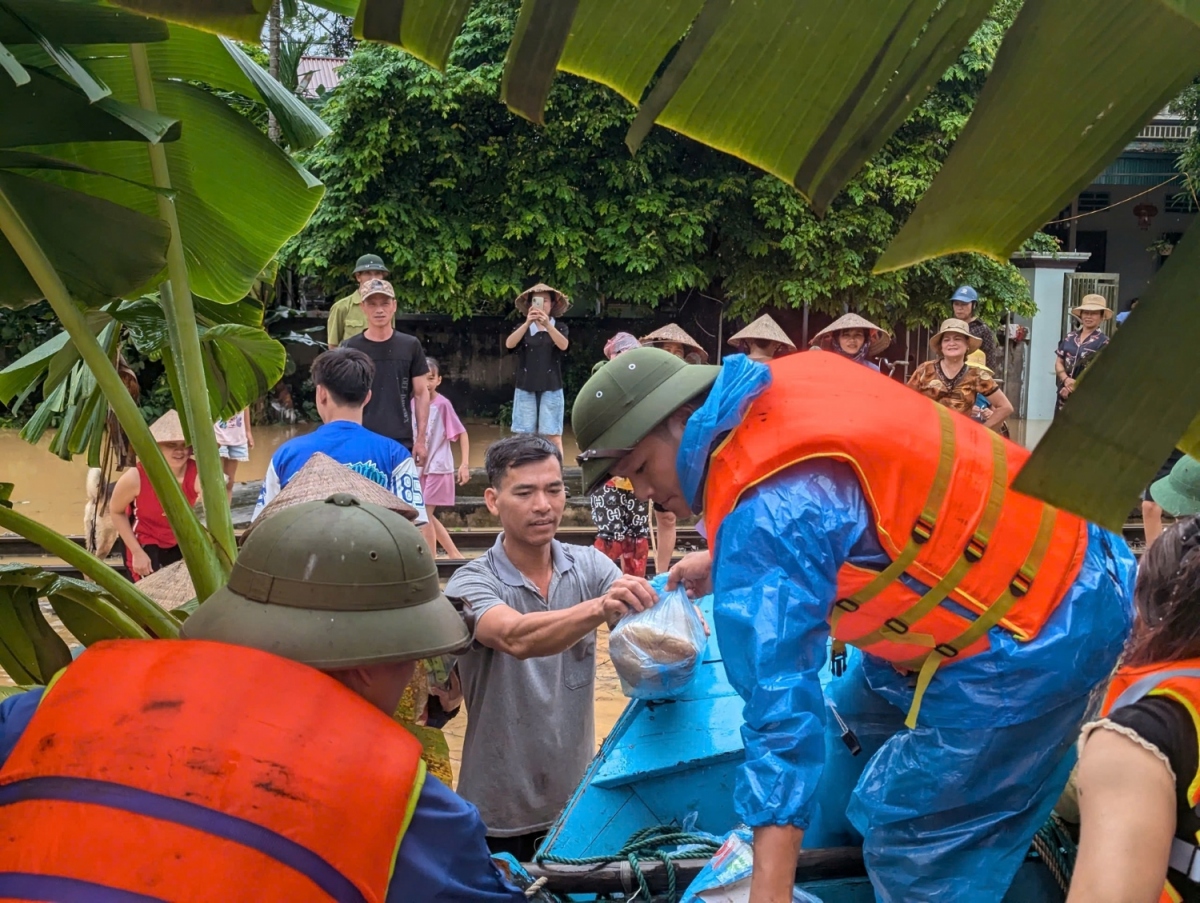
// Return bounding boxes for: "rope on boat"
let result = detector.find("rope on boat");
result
[533,825,721,902]
[1029,814,1077,896]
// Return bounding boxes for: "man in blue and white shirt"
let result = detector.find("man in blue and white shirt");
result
[254,347,427,524]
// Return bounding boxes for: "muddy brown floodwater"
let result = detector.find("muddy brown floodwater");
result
[0,423,582,535]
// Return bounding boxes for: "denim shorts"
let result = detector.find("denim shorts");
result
[511,388,564,435]
[218,443,249,461]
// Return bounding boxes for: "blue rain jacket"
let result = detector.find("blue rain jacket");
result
[679,356,1135,830]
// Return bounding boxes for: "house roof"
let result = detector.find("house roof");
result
[297,56,345,97]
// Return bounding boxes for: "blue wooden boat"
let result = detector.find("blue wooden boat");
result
[528,595,1070,901]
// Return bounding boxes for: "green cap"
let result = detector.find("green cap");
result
[572,346,718,494]
[1151,456,1200,517]
[353,253,389,275]
[182,494,469,669]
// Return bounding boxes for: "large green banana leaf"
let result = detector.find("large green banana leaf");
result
[877,0,1200,271]
[0,151,171,309]
[0,3,327,310]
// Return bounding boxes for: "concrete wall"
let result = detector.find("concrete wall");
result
[276,295,727,420]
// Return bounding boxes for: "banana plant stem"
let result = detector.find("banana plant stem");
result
[130,43,237,567]
[0,189,226,604]
[0,506,179,640]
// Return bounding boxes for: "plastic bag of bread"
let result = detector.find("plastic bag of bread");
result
[609,585,708,700]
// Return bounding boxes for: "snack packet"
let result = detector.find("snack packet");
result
[609,584,707,699]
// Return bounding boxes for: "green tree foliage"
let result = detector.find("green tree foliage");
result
[285,0,1039,328]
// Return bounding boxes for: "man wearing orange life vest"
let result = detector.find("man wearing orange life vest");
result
[573,347,1135,903]
[0,494,525,903]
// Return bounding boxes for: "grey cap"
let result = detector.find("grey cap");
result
[183,494,469,669]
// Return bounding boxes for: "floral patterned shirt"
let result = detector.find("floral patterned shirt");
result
[907,360,998,416]
[1055,328,1109,380]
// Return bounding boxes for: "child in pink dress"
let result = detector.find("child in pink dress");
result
[411,358,470,557]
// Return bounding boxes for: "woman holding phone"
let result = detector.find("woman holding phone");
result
[505,283,571,453]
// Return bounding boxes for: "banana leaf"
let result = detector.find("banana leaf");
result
[0,294,285,462]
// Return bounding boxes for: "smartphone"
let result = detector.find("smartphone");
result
[532,297,545,311]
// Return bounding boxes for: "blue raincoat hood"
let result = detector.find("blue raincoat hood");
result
[677,354,772,513]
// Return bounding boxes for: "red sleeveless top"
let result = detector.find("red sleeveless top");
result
[130,459,199,549]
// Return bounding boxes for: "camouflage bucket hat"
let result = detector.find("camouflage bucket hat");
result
[182,494,469,668]
[572,346,719,494]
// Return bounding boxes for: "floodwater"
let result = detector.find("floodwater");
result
[0,422,582,536]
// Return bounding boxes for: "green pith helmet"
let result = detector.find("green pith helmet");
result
[572,346,719,495]
[182,494,469,669]
[1151,456,1200,517]
[353,253,389,275]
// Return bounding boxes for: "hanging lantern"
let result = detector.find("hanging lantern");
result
[1134,203,1159,230]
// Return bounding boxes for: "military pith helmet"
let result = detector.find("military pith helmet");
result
[353,253,389,275]
[573,346,718,495]
[182,494,469,668]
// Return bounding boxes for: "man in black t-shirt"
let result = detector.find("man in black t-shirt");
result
[344,279,431,464]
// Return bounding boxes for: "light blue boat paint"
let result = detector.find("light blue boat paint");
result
[539,596,1065,901]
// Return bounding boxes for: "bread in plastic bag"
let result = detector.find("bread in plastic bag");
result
[609,584,708,699]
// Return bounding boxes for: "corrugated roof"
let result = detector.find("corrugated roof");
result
[297,56,345,97]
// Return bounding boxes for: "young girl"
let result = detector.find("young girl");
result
[109,410,199,580]
[412,358,470,558]
[214,408,253,503]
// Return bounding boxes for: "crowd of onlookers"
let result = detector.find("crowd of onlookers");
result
[108,258,1200,866]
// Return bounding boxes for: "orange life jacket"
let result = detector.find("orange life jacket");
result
[0,639,425,903]
[705,352,1088,725]
[1100,660,1200,903]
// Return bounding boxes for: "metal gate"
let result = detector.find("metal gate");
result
[1062,272,1119,339]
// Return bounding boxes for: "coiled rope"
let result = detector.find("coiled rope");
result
[1028,813,1077,896]
[533,825,721,902]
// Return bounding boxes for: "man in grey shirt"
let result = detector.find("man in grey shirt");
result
[446,435,657,861]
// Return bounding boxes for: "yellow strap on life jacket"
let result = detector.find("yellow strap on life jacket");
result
[850,429,1009,651]
[900,504,1059,728]
[829,405,958,639]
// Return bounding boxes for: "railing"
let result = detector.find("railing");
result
[1135,123,1196,141]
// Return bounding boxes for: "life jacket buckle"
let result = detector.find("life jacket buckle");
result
[911,515,936,544]
[964,536,987,563]
[1010,572,1033,598]
[884,617,909,635]
[934,643,959,659]
[835,598,860,613]
[831,650,847,677]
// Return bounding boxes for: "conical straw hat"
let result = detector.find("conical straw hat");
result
[514,282,571,317]
[727,314,797,354]
[1071,293,1114,320]
[640,323,709,363]
[135,560,195,611]
[248,452,418,536]
[809,313,891,357]
[148,410,185,444]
